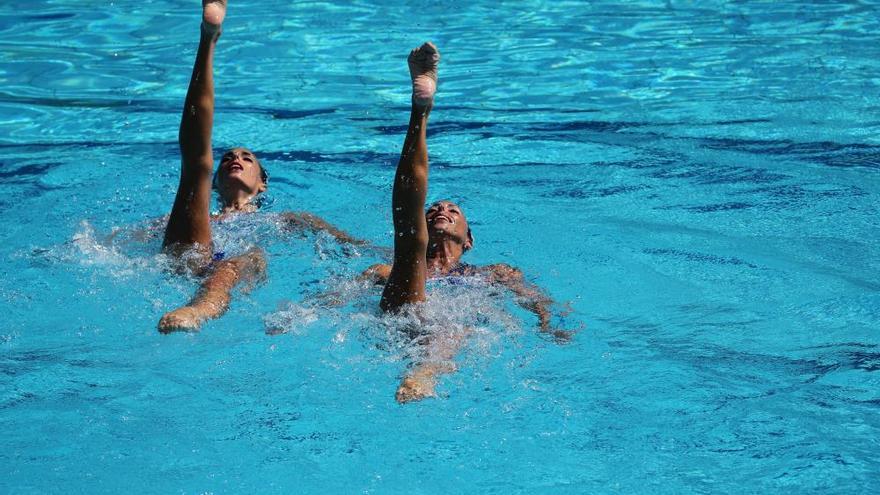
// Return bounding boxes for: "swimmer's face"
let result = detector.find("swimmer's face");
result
[215,147,267,200]
[426,200,473,251]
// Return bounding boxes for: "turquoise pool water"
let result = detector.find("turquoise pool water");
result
[2,0,879,492]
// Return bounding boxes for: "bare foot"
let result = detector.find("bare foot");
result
[408,42,440,108]
[202,0,227,37]
[395,373,437,403]
[158,306,203,333]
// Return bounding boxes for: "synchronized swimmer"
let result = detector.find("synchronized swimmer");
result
[363,41,570,401]
[158,0,365,333]
[157,0,570,403]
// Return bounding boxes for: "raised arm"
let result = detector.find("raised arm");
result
[380,42,440,312]
[485,263,572,343]
[162,1,227,253]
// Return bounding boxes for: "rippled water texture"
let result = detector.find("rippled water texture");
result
[2,1,879,493]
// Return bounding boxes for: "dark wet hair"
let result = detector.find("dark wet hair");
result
[257,161,269,184]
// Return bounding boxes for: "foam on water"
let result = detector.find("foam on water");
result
[265,271,522,370]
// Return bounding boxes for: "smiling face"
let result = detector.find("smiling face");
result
[215,147,267,205]
[426,200,473,251]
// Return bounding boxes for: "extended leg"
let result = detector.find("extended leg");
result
[162,1,228,258]
[380,42,440,312]
[159,249,267,333]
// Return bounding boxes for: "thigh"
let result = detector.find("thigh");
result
[380,255,427,312]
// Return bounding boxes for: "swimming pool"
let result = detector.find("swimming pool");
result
[2,0,879,492]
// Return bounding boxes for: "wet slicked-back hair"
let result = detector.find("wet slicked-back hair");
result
[256,159,269,183]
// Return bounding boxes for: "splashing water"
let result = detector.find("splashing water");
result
[265,273,523,368]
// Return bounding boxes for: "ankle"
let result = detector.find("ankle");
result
[200,22,222,40]
[412,100,433,116]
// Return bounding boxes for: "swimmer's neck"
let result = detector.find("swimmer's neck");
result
[219,193,260,215]
[426,238,465,275]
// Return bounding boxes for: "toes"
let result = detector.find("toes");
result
[395,376,437,403]
[158,309,201,333]
[408,41,440,105]
[158,317,180,333]
[420,41,438,57]
[409,42,440,65]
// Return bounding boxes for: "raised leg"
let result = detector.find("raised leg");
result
[162,1,228,259]
[380,42,440,312]
[158,248,267,333]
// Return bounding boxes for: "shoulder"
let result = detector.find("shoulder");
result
[480,263,524,284]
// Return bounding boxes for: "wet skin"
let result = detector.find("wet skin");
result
[367,42,570,403]
[158,1,364,333]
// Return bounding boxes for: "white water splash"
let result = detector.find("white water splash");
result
[58,220,163,279]
[265,273,522,365]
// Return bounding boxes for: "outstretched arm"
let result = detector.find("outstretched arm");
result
[380,42,440,312]
[281,211,369,247]
[162,1,227,254]
[485,263,572,342]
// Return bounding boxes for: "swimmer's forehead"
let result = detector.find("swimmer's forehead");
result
[221,148,257,159]
[427,200,462,210]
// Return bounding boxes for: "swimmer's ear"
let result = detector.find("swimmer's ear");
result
[464,228,474,251]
